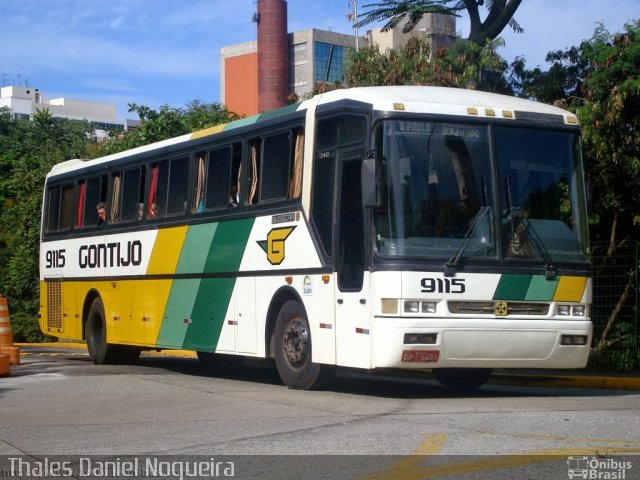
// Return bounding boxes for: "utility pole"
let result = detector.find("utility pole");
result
[353,0,359,51]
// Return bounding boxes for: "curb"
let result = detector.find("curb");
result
[14,343,640,390]
[15,342,197,358]
[489,373,640,391]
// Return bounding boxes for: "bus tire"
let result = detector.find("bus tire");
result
[197,351,244,374]
[432,368,492,392]
[85,297,120,365]
[274,300,333,390]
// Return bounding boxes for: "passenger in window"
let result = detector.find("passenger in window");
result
[228,185,239,208]
[96,202,107,225]
[149,202,159,218]
[137,203,144,221]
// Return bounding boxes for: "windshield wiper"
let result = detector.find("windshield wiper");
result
[443,206,491,277]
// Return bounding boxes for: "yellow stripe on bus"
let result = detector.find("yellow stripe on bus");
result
[190,124,226,140]
[553,276,587,302]
[146,226,188,275]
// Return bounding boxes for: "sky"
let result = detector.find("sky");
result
[0,0,636,120]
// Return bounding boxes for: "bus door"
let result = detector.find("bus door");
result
[335,153,372,369]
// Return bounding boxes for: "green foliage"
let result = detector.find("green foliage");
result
[96,100,240,156]
[0,115,94,338]
[11,312,52,343]
[356,0,523,44]
[356,0,462,33]
[347,36,511,93]
[576,21,640,241]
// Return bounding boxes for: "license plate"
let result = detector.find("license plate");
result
[401,349,440,363]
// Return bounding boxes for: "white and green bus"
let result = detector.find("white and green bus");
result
[40,86,592,390]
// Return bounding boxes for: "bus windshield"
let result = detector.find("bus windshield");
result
[374,120,588,264]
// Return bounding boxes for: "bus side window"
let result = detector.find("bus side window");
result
[83,174,108,227]
[46,183,74,232]
[311,151,335,258]
[120,167,144,222]
[166,157,189,215]
[204,147,234,210]
[148,157,189,218]
[260,131,291,201]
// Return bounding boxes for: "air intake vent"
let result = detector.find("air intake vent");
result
[448,301,550,316]
[46,280,63,330]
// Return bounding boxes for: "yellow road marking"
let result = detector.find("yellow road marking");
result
[360,434,640,480]
[360,434,447,480]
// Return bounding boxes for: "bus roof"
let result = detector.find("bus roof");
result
[47,86,577,178]
[302,86,577,121]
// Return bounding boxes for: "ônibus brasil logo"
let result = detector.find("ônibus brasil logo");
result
[257,227,296,265]
[567,456,632,479]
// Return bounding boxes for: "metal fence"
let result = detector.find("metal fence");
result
[589,241,639,371]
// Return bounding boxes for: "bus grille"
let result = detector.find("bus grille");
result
[448,301,550,316]
[46,281,63,329]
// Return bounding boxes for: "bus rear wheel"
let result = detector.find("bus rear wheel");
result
[432,368,492,392]
[274,300,333,390]
[85,297,121,365]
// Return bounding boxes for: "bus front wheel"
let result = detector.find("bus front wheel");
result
[85,297,121,365]
[432,368,493,392]
[274,300,333,390]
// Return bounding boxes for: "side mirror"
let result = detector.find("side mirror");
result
[361,157,379,207]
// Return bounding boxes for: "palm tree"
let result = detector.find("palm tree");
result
[355,0,523,44]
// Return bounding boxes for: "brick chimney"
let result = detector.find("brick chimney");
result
[257,0,288,112]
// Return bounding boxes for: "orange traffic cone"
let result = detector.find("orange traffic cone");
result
[0,295,20,366]
[0,353,9,377]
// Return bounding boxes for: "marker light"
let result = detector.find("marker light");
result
[422,302,437,313]
[404,301,420,313]
[572,305,586,317]
[381,299,398,314]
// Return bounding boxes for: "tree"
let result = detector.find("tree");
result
[0,116,94,341]
[511,21,640,363]
[356,0,523,44]
[346,35,511,93]
[96,101,241,156]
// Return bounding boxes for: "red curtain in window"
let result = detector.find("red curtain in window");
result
[76,182,86,228]
[148,164,158,217]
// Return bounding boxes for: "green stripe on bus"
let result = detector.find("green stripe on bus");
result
[257,103,300,122]
[176,223,218,274]
[156,278,201,348]
[156,224,219,347]
[525,275,559,301]
[493,274,532,300]
[186,278,236,351]
[223,115,260,131]
[202,218,255,273]
[183,218,255,350]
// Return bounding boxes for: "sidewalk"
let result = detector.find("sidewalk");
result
[16,342,640,391]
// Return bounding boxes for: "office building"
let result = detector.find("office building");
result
[220,0,456,116]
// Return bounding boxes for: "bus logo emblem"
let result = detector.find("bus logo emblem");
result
[258,227,296,265]
[494,301,509,316]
